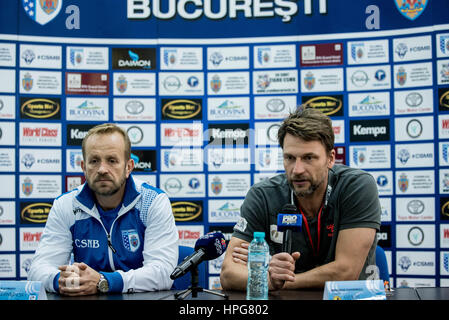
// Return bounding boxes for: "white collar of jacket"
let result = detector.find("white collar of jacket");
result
[73,175,142,218]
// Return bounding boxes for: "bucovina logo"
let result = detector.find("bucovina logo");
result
[22,0,63,25]
[394,0,428,21]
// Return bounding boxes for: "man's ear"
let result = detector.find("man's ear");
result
[328,149,336,169]
[126,158,134,177]
[81,159,86,174]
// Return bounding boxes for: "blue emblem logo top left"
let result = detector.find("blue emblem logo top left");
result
[22,0,63,25]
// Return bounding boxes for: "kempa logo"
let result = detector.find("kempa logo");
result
[208,124,249,145]
[67,124,95,146]
[210,128,246,140]
[350,119,389,142]
[352,125,386,137]
[70,128,88,140]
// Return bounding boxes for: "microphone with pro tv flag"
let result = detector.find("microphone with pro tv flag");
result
[277,204,302,254]
[170,232,227,280]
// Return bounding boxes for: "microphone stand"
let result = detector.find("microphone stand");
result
[174,266,229,300]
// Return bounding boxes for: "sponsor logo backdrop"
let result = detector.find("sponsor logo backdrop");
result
[0,0,449,289]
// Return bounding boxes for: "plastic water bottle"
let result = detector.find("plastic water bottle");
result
[247,231,270,300]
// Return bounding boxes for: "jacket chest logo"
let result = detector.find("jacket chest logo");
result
[326,224,335,237]
[122,229,140,252]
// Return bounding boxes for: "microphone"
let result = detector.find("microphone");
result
[277,204,301,254]
[170,232,227,280]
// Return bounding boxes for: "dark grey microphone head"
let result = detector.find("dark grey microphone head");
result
[280,204,298,215]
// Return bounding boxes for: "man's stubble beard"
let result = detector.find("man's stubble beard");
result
[288,178,321,198]
[288,170,327,198]
[88,169,127,197]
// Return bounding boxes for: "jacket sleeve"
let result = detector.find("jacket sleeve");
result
[117,192,179,292]
[27,195,74,292]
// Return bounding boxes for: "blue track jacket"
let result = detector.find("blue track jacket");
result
[28,176,179,293]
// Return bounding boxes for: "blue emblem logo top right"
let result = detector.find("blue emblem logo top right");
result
[394,0,429,21]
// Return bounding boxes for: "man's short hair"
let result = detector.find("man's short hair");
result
[82,123,131,160]
[277,106,335,154]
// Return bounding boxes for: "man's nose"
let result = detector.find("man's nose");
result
[97,161,109,174]
[293,158,306,175]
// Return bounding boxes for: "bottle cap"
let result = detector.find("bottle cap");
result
[253,231,265,239]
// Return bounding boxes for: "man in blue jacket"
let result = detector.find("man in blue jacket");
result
[28,123,178,295]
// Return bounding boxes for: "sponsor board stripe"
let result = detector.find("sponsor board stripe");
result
[1,24,448,45]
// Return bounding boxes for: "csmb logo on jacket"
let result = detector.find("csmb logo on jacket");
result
[74,238,100,249]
